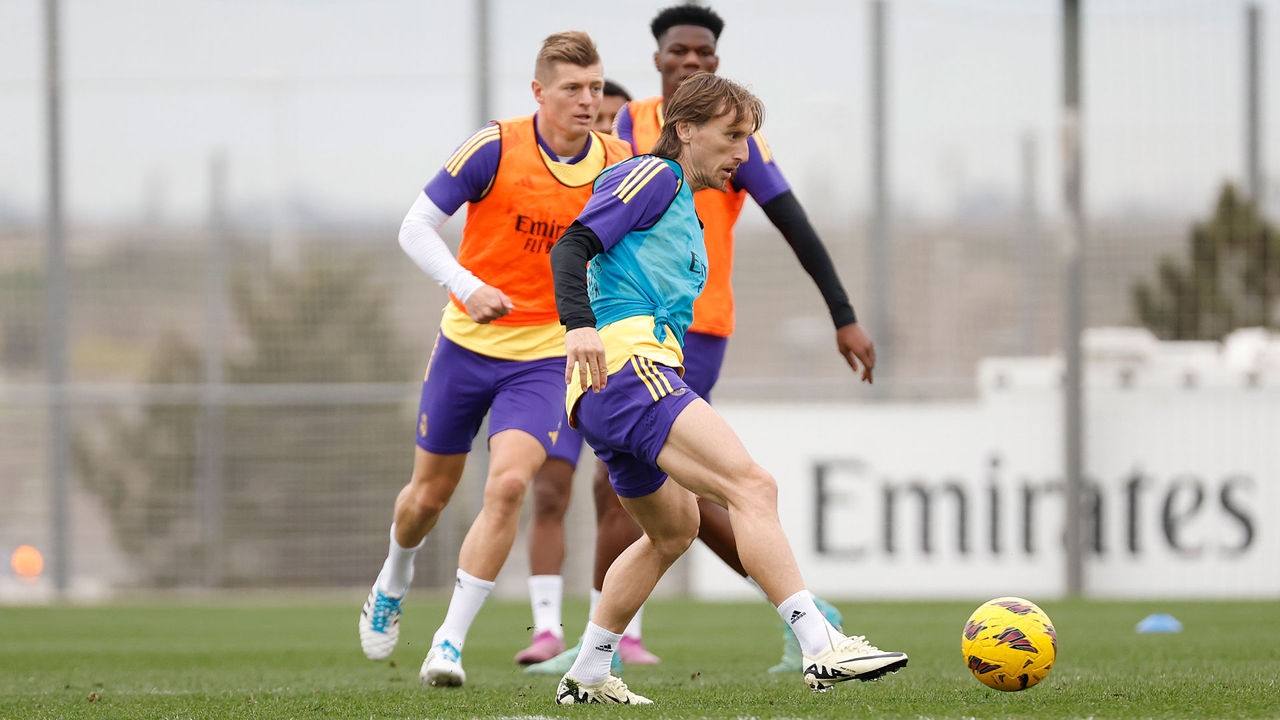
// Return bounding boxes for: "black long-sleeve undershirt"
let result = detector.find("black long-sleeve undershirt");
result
[760,190,857,328]
[550,221,605,331]
[553,193,856,333]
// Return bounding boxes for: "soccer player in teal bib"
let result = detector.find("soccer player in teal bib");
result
[548,72,907,705]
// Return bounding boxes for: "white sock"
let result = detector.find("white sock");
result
[378,523,424,595]
[528,575,564,637]
[567,622,621,685]
[431,568,495,651]
[777,589,839,657]
[583,588,602,641]
[623,603,644,639]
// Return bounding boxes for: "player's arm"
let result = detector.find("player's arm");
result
[399,124,513,323]
[737,135,875,382]
[761,191,874,382]
[551,222,606,392]
[612,101,638,153]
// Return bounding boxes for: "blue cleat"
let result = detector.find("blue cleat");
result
[420,640,466,687]
[358,583,404,661]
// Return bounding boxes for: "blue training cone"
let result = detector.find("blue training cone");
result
[1136,613,1182,633]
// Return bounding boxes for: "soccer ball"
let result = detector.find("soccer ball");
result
[961,596,1057,691]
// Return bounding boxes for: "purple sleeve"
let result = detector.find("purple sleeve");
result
[614,102,639,154]
[423,123,502,215]
[577,157,680,250]
[732,133,791,205]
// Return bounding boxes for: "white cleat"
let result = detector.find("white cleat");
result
[802,634,908,692]
[555,674,652,705]
[358,584,404,661]
[420,641,466,687]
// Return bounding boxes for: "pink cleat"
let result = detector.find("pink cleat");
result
[514,630,565,665]
[618,635,661,665]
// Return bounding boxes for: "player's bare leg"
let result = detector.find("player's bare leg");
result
[656,402,804,602]
[457,429,547,578]
[695,498,746,576]
[360,448,466,661]
[591,460,661,663]
[394,449,468,544]
[516,457,574,664]
[530,458,573,576]
[559,479,698,698]
[593,480,701,631]
[655,399,906,690]
[592,460,643,589]
[690,446,845,671]
[422,429,546,687]
[523,462,634,676]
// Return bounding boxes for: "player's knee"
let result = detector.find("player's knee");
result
[482,470,532,516]
[652,497,700,559]
[650,520,698,562]
[405,467,457,516]
[532,478,571,519]
[409,488,450,519]
[734,464,778,512]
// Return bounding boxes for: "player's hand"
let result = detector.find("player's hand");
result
[836,322,875,384]
[564,327,607,393]
[464,285,514,324]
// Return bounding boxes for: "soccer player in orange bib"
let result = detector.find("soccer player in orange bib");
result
[357,30,631,689]
[526,4,875,676]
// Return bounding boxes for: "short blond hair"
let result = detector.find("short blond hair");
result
[652,72,763,159]
[534,31,600,83]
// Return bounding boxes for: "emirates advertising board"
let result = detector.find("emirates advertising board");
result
[690,382,1279,600]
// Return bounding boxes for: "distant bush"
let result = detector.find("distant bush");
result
[73,251,413,587]
[1132,183,1280,340]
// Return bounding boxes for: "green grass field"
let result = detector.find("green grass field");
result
[2,596,1277,719]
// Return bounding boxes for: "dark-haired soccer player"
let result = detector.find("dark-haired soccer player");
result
[357,30,632,688]
[527,3,872,676]
[549,72,905,705]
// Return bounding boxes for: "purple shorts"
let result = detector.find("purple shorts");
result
[572,355,699,498]
[681,331,729,402]
[546,410,585,466]
[415,334,564,455]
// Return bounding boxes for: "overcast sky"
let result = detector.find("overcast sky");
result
[0,0,1277,227]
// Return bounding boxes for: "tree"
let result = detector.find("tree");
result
[74,251,413,586]
[228,253,404,383]
[1132,183,1280,340]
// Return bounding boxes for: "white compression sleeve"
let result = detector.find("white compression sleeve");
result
[398,193,485,302]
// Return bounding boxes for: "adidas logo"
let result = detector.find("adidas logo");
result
[594,643,613,652]
[789,610,807,625]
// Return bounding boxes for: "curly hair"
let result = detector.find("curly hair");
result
[650,4,725,42]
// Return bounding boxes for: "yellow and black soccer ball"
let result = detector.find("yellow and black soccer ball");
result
[961,596,1057,691]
